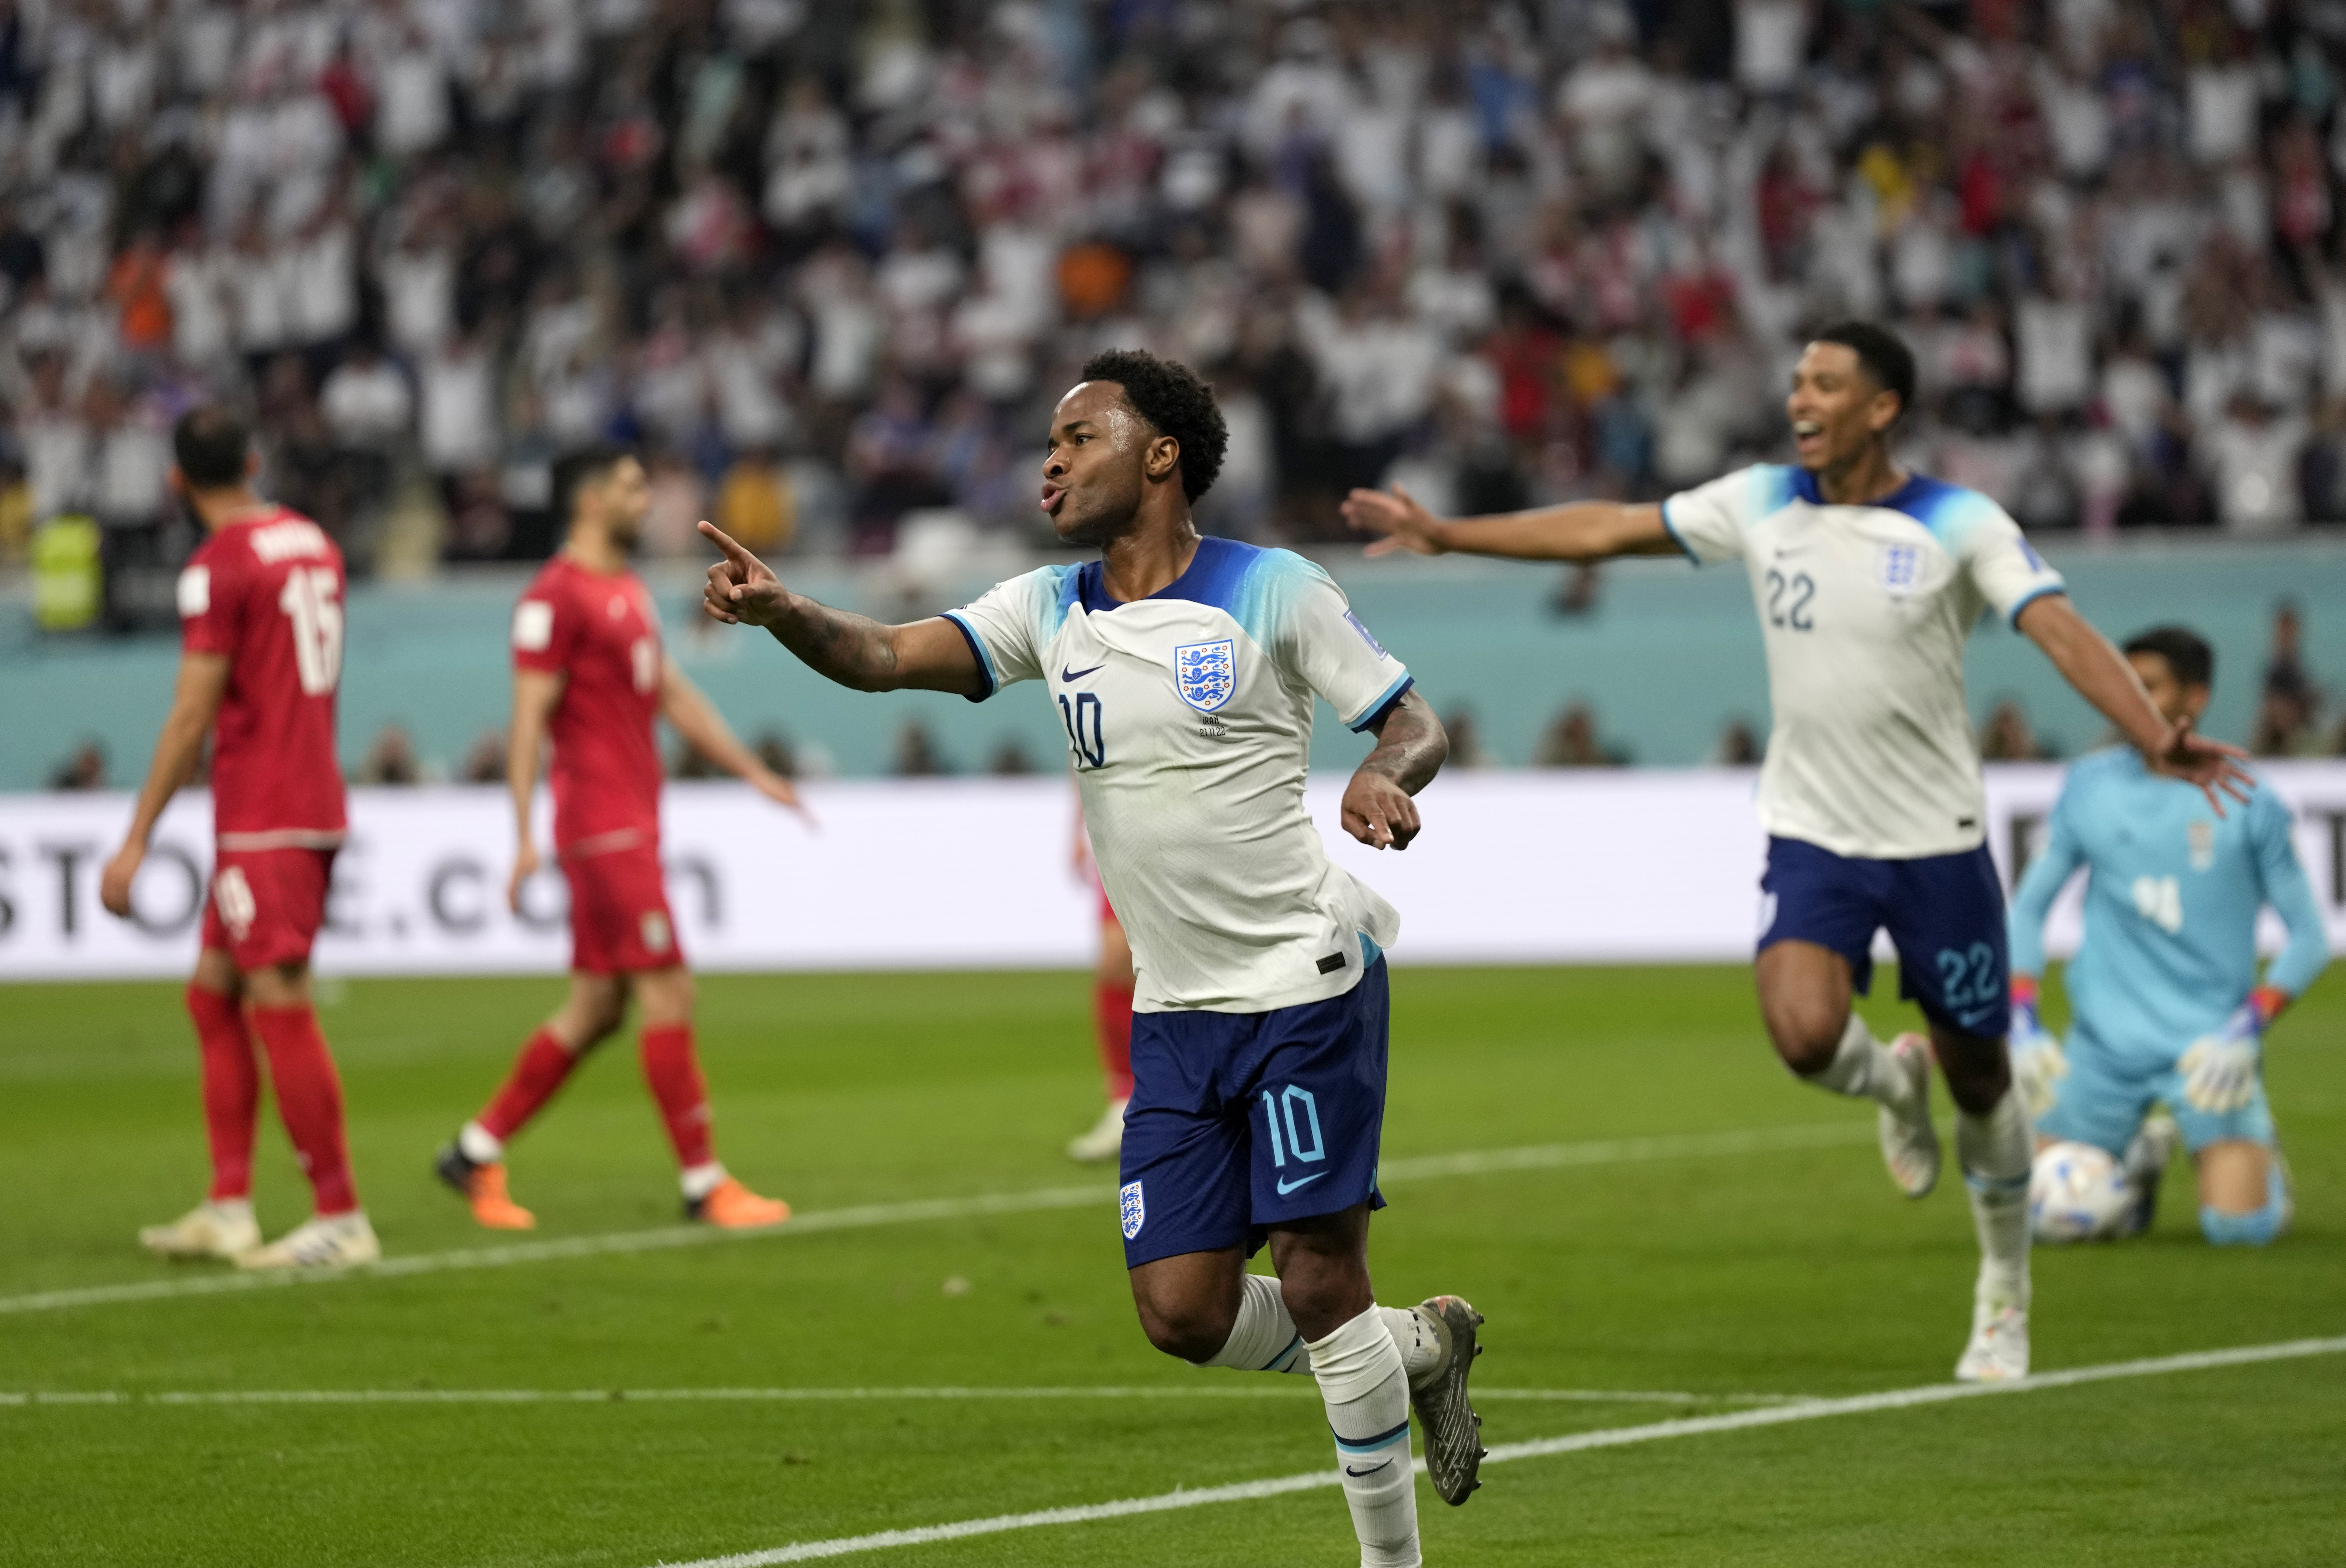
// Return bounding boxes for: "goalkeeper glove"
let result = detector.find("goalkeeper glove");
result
[2007,975,2066,1119]
[2178,987,2289,1115]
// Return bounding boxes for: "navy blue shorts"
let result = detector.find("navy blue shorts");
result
[1117,961,1390,1269]
[1759,837,2009,1037]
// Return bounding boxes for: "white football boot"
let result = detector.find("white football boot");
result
[1879,1033,1942,1198]
[139,1199,261,1260]
[233,1210,381,1271]
[1954,1298,2030,1382]
[1066,1098,1128,1163]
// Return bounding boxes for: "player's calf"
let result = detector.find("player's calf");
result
[2201,1149,2292,1247]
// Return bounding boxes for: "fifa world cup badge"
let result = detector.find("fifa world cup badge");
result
[1119,1180,1146,1240]
[1173,639,1236,711]
[2188,819,2216,871]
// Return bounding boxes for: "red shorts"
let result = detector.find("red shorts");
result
[201,847,336,971]
[564,845,683,975]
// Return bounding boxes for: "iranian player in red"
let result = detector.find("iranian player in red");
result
[433,446,798,1230]
[99,408,377,1270]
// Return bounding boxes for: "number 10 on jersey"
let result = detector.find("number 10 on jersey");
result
[1059,692,1105,769]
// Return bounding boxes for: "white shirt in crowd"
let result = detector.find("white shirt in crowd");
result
[321,355,415,448]
[1663,464,2067,861]
[419,340,499,473]
[947,537,1414,1014]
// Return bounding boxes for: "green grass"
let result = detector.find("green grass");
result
[2,965,2340,1567]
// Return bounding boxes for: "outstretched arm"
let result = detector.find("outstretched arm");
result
[659,658,807,817]
[2016,594,2253,812]
[100,652,231,917]
[1341,485,1678,563]
[699,521,981,695]
[1342,690,1447,851]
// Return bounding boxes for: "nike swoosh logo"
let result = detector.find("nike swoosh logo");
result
[1060,662,1106,681]
[1275,1172,1328,1196]
[1345,1460,1394,1478]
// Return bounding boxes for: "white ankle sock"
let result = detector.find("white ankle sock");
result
[1192,1274,1312,1374]
[1800,1013,1903,1107]
[1190,1279,1437,1380]
[458,1120,503,1163]
[1958,1088,2033,1306]
[1308,1305,1421,1568]
[680,1161,728,1202]
[1379,1304,1441,1384]
[208,1197,254,1223]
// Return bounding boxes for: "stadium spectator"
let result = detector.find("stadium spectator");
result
[7,0,2346,586]
[1709,718,1763,767]
[1532,701,1628,768]
[892,721,950,777]
[1441,709,1500,770]
[2254,601,2323,755]
[49,740,106,791]
[352,725,425,787]
[1979,699,2054,762]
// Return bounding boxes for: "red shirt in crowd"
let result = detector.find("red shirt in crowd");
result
[176,507,350,846]
[511,553,666,858]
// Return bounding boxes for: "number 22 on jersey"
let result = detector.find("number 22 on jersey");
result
[279,567,344,695]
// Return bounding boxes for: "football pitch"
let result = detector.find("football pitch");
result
[3,966,2340,1568]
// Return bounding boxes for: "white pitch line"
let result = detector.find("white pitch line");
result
[648,1335,2346,1567]
[0,1385,1804,1409]
[0,1121,1869,1317]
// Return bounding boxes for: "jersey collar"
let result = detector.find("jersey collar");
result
[1075,535,1249,616]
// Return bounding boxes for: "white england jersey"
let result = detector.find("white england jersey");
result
[1663,465,2067,860]
[947,537,1414,1014]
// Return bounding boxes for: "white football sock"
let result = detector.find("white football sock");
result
[1380,1303,1442,1385]
[1798,1013,1904,1107]
[680,1161,728,1202]
[1958,1088,2033,1307]
[208,1197,254,1223]
[1191,1273,1312,1374]
[458,1120,503,1164]
[1309,1305,1421,1568]
[1190,1278,1438,1380]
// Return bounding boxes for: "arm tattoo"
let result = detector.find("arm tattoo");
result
[767,596,903,692]
[1361,692,1447,794]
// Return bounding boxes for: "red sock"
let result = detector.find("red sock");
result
[249,1006,359,1216]
[186,984,260,1202]
[478,1027,580,1143]
[640,1022,715,1170]
[1093,979,1135,1101]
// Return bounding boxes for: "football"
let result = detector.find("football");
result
[2030,1140,2137,1243]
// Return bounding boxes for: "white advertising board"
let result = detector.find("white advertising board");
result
[2,765,2341,980]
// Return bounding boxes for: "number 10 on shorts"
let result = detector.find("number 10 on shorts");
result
[1262,1085,1327,1169]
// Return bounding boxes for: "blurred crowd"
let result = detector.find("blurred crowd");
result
[9,0,2346,604]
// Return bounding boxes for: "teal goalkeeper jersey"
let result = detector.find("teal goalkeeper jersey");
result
[2009,748,2330,1060]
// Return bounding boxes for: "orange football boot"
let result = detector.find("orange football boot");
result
[689,1177,791,1228]
[433,1142,537,1230]
[464,1162,537,1229]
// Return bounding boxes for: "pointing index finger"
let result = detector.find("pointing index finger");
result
[697,519,754,567]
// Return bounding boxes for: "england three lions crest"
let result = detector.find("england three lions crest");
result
[1174,639,1236,711]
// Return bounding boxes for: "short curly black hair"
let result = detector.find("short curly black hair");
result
[1080,348,1227,501]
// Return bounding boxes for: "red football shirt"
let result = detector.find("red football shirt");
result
[511,554,665,857]
[176,507,349,845]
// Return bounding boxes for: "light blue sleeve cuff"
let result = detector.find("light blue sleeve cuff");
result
[1346,672,1416,732]
[2005,583,2067,627]
[941,610,999,703]
[1657,499,1701,564]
